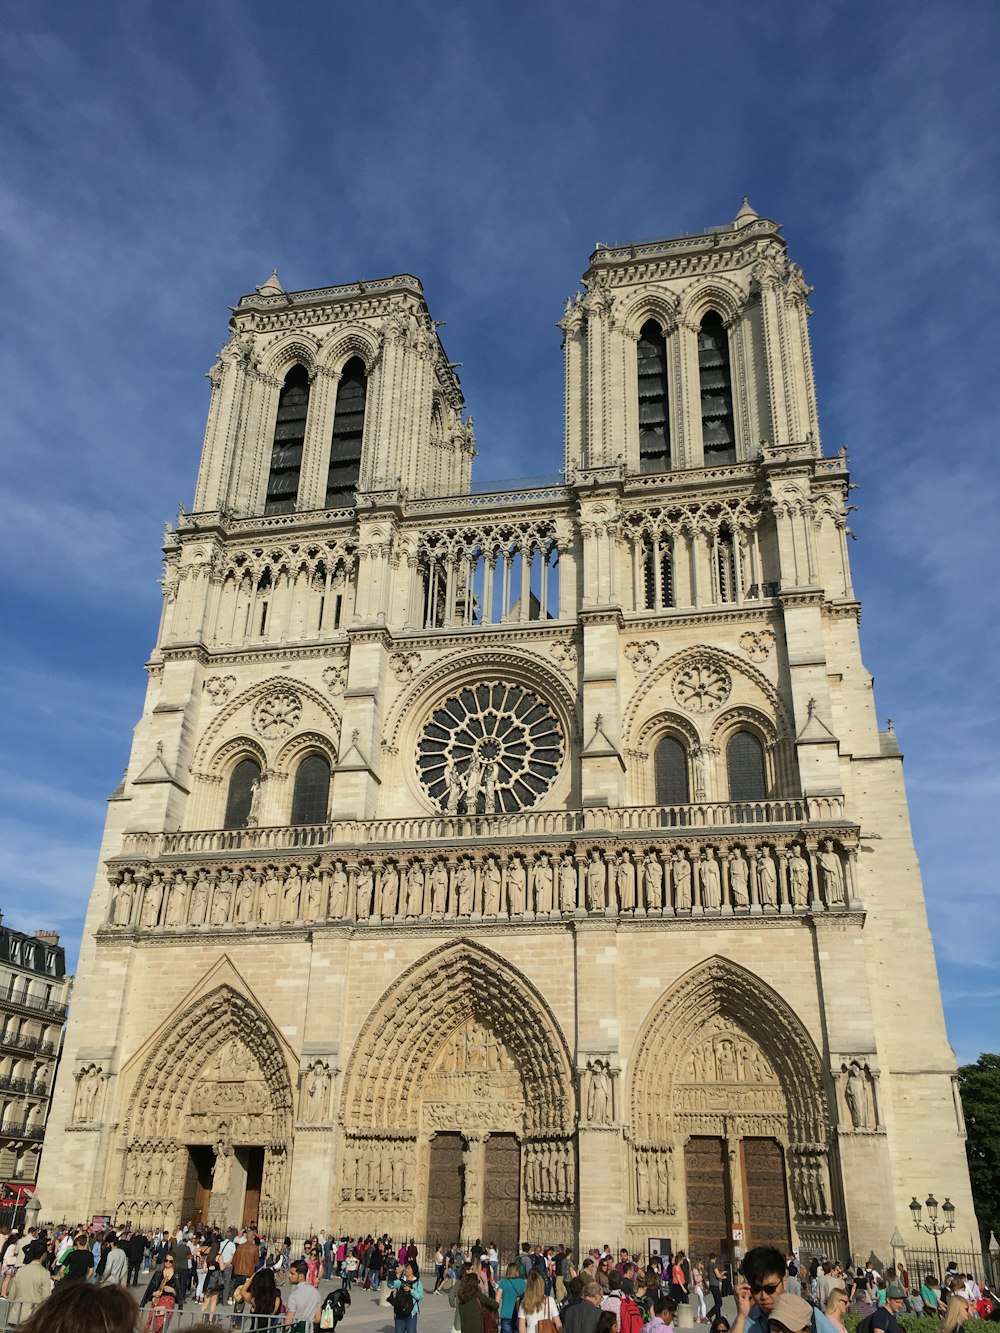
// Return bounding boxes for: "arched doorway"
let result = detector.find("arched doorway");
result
[114,985,295,1233]
[339,940,576,1252]
[629,958,844,1259]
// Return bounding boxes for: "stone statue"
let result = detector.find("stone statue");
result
[616,855,636,912]
[533,855,554,913]
[729,850,750,908]
[355,864,374,918]
[405,860,425,917]
[560,856,578,913]
[246,776,262,828]
[112,874,134,927]
[379,862,399,917]
[483,857,501,916]
[140,877,163,928]
[482,760,499,815]
[164,875,185,926]
[506,856,526,914]
[672,851,692,910]
[817,840,844,904]
[700,849,721,909]
[845,1063,871,1129]
[757,848,778,907]
[431,860,449,918]
[456,859,475,916]
[302,1062,329,1125]
[586,850,607,911]
[260,866,280,923]
[76,1065,102,1122]
[303,867,324,920]
[587,1061,612,1124]
[643,853,663,910]
[656,1150,671,1213]
[281,867,301,922]
[210,876,232,926]
[235,869,255,924]
[693,746,709,802]
[444,760,462,816]
[330,861,349,918]
[788,845,810,907]
[464,752,484,813]
[636,1152,650,1211]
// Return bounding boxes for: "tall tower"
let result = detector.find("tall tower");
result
[39,206,972,1266]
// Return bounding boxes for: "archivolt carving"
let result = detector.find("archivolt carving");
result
[635,711,701,754]
[630,956,830,1146]
[203,735,268,781]
[708,704,779,749]
[618,288,681,336]
[258,332,320,380]
[272,729,339,773]
[194,676,342,769]
[340,939,574,1137]
[317,326,382,376]
[679,274,747,327]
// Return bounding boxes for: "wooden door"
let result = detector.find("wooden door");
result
[483,1134,520,1263]
[426,1133,465,1246]
[684,1136,732,1260]
[741,1138,791,1252]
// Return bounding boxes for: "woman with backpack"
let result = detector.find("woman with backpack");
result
[499,1260,527,1333]
[390,1260,425,1333]
[452,1267,501,1333]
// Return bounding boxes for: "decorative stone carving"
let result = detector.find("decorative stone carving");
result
[787,844,810,907]
[390,651,421,682]
[111,872,135,927]
[817,840,845,905]
[299,1059,333,1125]
[757,847,778,908]
[584,1058,614,1125]
[417,681,564,815]
[253,689,303,739]
[549,642,577,672]
[73,1064,104,1123]
[842,1059,878,1131]
[738,629,775,662]
[672,659,732,713]
[634,1144,675,1214]
[624,640,660,671]
[322,663,348,695]
[204,675,237,704]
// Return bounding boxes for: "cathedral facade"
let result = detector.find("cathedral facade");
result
[39,203,973,1262]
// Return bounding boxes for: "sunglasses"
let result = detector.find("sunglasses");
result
[752,1283,783,1296]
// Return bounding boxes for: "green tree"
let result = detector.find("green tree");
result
[958,1053,1000,1243]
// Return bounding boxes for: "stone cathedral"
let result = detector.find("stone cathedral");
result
[40,201,974,1263]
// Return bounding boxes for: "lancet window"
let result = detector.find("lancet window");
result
[290,754,331,825]
[264,365,310,515]
[654,736,689,805]
[637,320,670,473]
[224,758,261,829]
[716,525,738,603]
[698,312,736,464]
[416,523,559,630]
[326,358,367,507]
[641,534,675,611]
[727,731,767,802]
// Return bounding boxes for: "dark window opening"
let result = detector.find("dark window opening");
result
[264,365,309,515]
[654,735,689,805]
[637,320,671,473]
[327,357,367,507]
[698,312,736,465]
[291,754,331,825]
[224,758,261,829]
[727,731,767,802]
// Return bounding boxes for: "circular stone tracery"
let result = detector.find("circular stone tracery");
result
[672,661,731,713]
[417,681,563,815]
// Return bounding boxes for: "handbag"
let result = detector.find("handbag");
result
[483,1303,500,1333]
[538,1295,559,1333]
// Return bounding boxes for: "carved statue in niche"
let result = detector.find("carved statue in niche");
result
[656,1148,672,1213]
[788,845,810,907]
[300,1060,331,1125]
[74,1064,103,1122]
[507,856,526,915]
[729,850,750,908]
[282,867,302,922]
[845,1062,872,1129]
[483,760,499,816]
[444,760,462,816]
[672,851,692,910]
[140,876,163,928]
[482,857,502,917]
[586,1059,613,1124]
[112,873,134,926]
[464,752,484,811]
[213,1138,234,1196]
[693,747,709,802]
[757,848,778,908]
[817,840,845,904]
[246,777,262,828]
[258,866,279,923]
[234,868,256,924]
[164,873,185,927]
[379,1151,391,1198]
[355,864,374,919]
[701,849,722,910]
[405,860,425,918]
[586,850,606,912]
[533,855,554,913]
[330,861,349,918]
[643,853,663,910]
[430,860,449,918]
[636,1151,651,1211]
[616,855,636,913]
[211,873,232,926]
[378,862,399,918]
[559,856,577,913]
[456,858,476,916]
[303,866,324,920]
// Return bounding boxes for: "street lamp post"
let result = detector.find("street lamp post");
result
[909,1194,956,1279]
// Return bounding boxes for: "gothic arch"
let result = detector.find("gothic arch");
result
[619,288,680,336]
[121,981,296,1144]
[258,332,320,380]
[629,955,830,1146]
[194,675,342,770]
[317,326,382,376]
[680,275,747,328]
[340,938,575,1136]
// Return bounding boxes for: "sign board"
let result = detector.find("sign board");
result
[731,1227,743,1243]
[91,1214,111,1230]
[649,1236,672,1261]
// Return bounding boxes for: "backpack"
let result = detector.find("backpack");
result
[516,1256,530,1279]
[391,1285,415,1319]
[620,1296,644,1333]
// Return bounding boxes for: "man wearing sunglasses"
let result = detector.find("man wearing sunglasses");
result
[732,1247,836,1333]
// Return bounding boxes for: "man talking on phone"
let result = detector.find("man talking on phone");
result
[731,1247,836,1333]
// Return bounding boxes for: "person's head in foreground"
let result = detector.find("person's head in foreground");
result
[17,1282,138,1333]
[767,1293,815,1333]
[742,1247,788,1318]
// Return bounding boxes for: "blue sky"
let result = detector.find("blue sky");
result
[1,2,998,1063]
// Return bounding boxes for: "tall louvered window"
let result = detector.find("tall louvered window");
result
[264,365,309,515]
[642,538,674,610]
[698,312,736,464]
[654,736,689,805]
[727,731,767,802]
[637,321,671,472]
[717,525,737,603]
[327,358,367,506]
[290,754,331,825]
[224,758,261,829]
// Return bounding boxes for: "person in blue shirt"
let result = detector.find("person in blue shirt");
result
[390,1260,425,1333]
[731,1247,837,1333]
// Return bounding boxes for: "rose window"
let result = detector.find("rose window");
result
[417,681,563,815]
[253,689,303,739]
[672,660,732,713]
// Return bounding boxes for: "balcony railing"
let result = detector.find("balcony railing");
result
[0,1075,48,1098]
[0,987,68,1020]
[0,1122,44,1141]
[120,795,848,860]
[0,1034,55,1057]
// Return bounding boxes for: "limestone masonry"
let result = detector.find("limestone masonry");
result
[38,202,974,1261]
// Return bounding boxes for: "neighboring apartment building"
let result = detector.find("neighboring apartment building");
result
[0,919,70,1195]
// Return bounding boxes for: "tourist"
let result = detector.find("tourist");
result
[921,1275,947,1316]
[707,1256,725,1325]
[284,1258,323,1328]
[126,1230,148,1286]
[564,1280,604,1333]
[732,1245,837,1333]
[669,1253,688,1306]
[16,1281,139,1333]
[642,1296,677,1333]
[941,1294,975,1333]
[452,1268,501,1333]
[765,1293,814,1333]
[434,1246,447,1293]
[0,1229,20,1297]
[824,1287,850,1333]
[390,1260,425,1333]
[597,1313,617,1333]
[500,1260,527,1333]
[202,1258,226,1317]
[867,1281,907,1333]
[237,1264,283,1326]
[99,1235,128,1287]
[691,1259,708,1322]
[9,1240,53,1306]
[59,1232,97,1283]
[603,1270,626,1322]
[343,1247,359,1290]
[708,1317,730,1333]
[519,1269,562,1333]
[146,1255,179,1333]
